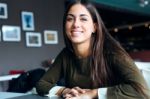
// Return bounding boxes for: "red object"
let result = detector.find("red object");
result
[9,70,25,75]
[129,50,150,62]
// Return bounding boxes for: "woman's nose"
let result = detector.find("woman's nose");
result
[73,19,80,28]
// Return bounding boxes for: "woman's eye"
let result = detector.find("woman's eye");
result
[66,17,73,21]
[81,18,87,21]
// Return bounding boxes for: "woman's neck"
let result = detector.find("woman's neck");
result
[73,43,91,58]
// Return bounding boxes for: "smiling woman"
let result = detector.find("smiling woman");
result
[36,0,150,99]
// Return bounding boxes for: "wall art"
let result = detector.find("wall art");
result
[44,30,58,44]
[21,11,34,31]
[26,32,42,47]
[2,25,21,42]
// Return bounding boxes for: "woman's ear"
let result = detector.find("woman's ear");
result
[93,23,97,33]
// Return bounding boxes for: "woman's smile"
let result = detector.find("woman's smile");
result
[71,30,83,37]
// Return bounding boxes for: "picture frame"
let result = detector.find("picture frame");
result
[26,32,42,47]
[21,11,34,31]
[2,25,21,42]
[0,3,8,19]
[44,30,58,44]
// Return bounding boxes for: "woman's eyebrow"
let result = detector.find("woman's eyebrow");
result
[80,14,89,17]
[67,13,89,17]
[67,14,74,17]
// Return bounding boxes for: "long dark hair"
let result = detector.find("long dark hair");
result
[63,0,148,97]
[63,0,114,86]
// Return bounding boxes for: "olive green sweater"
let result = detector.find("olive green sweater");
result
[36,48,150,99]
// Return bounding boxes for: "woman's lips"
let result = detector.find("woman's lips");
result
[71,31,83,37]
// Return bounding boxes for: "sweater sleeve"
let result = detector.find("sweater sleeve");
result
[107,53,150,99]
[35,49,65,96]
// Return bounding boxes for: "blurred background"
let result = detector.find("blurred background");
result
[0,0,150,92]
[92,0,150,61]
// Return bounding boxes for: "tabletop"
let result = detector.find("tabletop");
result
[0,92,61,99]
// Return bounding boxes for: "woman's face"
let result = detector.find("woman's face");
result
[65,4,96,45]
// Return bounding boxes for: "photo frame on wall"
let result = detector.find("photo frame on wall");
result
[21,11,34,31]
[2,25,21,42]
[44,30,58,44]
[0,3,8,19]
[26,32,42,47]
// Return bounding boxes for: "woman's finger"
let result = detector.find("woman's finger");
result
[63,93,73,99]
[70,88,79,96]
[74,87,85,93]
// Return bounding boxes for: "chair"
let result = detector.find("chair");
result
[142,69,150,89]
[135,61,150,89]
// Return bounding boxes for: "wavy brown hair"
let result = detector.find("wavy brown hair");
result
[63,0,148,97]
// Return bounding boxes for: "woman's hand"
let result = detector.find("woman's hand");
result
[62,87,86,97]
[62,87,97,99]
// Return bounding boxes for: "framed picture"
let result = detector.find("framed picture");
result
[44,30,58,44]
[26,32,42,47]
[0,3,8,19]
[21,11,34,31]
[2,25,21,42]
